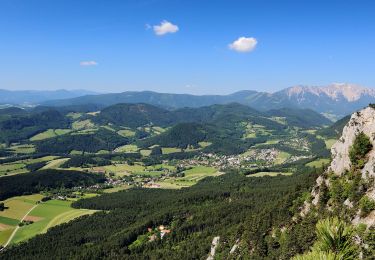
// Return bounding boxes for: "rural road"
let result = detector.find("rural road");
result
[0,204,38,252]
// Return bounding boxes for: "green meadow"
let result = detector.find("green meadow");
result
[0,194,96,246]
[11,200,96,244]
[30,129,71,141]
[247,172,293,177]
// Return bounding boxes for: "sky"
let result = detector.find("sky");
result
[0,0,375,94]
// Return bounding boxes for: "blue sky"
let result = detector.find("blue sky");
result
[0,0,374,94]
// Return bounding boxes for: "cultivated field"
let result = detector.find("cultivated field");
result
[247,172,292,177]
[0,194,95,246]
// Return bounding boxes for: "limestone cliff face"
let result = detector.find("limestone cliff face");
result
[306,106,375,226]
[329,107,375,179]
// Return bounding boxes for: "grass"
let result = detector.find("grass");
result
[30,129,71,141]
[247,172,293,177]
[0,156,59,176]
[161,147,182,154]
[101,125,116,132]
[115,144,139,153]
[140,149,152,156]
[103,185,131,193]
[11,199,96,244]
[147,164,175,171]
[0,194,43,220]
[306,158,330,168]
[66,112,83,120]
[275,151,290,164]
[86,111,100,116]
[70,150,84,155]
[198,141,212,148]
[72,119,95,130]
[117,129,136,137]
[0,194,44,246]
[0,163,26,175]
[253,139,280,148]
[0,216,20,226]
[99,164,145,177]
[41,158,70,169]
[270,117,287,125]
[0,227,15,245]
[133,171,164,177]
[9,144,35,154]
[158,166,221,189]
[92,163,175,178]
[324,139,337,149]
[26,156,58,164]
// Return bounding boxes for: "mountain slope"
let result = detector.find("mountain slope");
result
[266,108,332,128]
[42,84,375,118]
[301,106,375,226]
[293,105,375,259]
[92,102,322,129]
[274,83,375,118]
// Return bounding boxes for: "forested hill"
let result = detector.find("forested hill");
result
[265,108,331,127]
[0,170,321,259]
[93,102,329,129]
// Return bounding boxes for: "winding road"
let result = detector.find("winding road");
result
[0,204,38,252]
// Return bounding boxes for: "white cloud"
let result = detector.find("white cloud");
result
[153,20,179,36]
[229,37,257,53]
[80,61,98,66]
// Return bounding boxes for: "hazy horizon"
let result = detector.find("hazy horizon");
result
[1,82,375,96]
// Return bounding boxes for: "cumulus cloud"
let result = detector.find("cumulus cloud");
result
[80,61,98,66]
[229,37,257,52]
[153,20,179,36]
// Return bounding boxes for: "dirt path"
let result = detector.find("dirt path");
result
[0,204,38,252]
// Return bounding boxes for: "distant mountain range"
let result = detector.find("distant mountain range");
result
[0,89,97,105]
[3,84,374,119]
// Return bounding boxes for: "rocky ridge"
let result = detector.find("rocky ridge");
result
[304,106,375,227]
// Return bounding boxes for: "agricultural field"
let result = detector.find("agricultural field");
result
[0,194,96,246]
[324,138,337,149]
[30,129,71,141]
[253,139,280,147]
[161,147,182,154]
[158,166,221,188]
[305,158,330,168]
[72,119,96,130]
[274,151,291,164]
[117,129,136,137]
[243,123,274,139]
[93,163,175,178]
[102,185,131,193]
[0,156,59,177]
[114,144,139,153]
[198,141,212,148]
[140,149,152,156]
[66,112,83,120]
[11,200,96,244]
[41,158,70,169]
[0,163,26,177]
[9,144,35,154]
[247,172,293,177]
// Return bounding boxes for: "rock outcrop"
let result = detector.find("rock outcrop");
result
[304,106,375,227]
[329,107,375,178]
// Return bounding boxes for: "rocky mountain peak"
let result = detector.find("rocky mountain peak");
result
[284,83,375,102]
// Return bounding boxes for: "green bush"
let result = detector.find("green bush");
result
[359,196,375,217]
[349,132,372,168]
[293,217,358,259]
